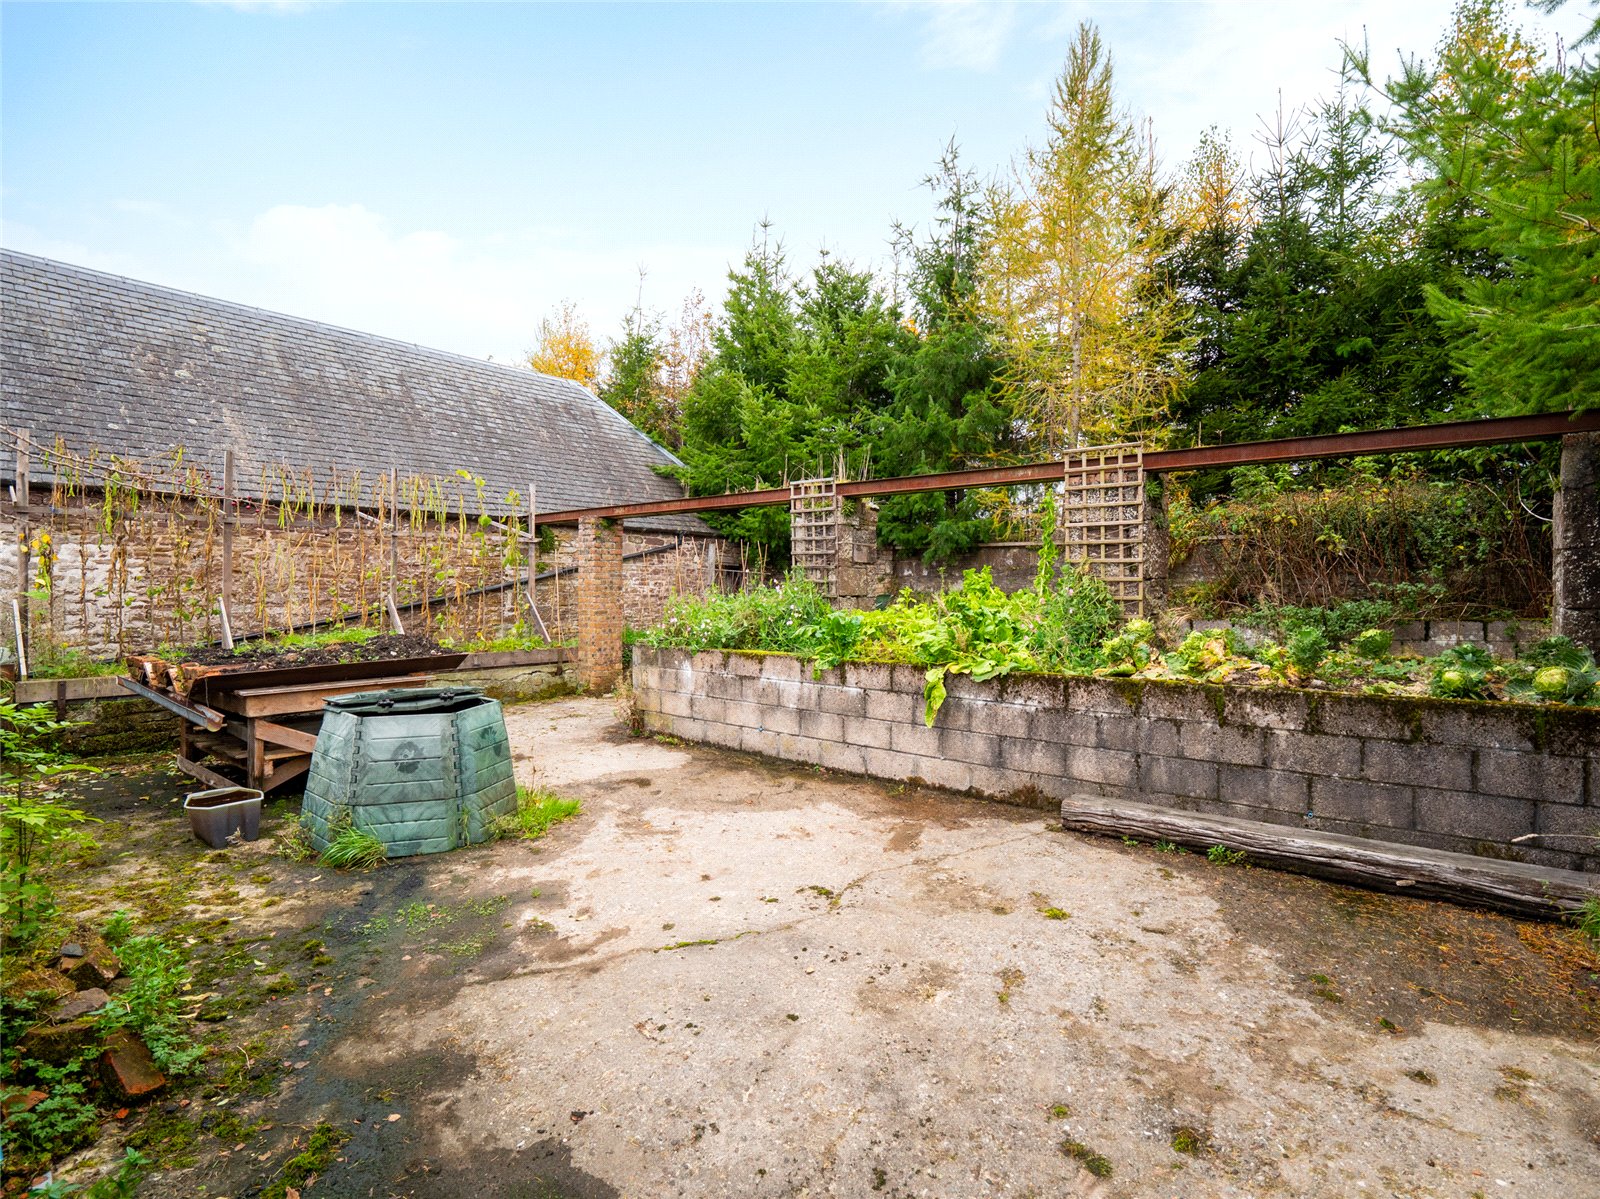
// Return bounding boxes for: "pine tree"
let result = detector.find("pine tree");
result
[1367,0,1600,413]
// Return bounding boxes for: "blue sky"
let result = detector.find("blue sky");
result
[2,1,1589,365]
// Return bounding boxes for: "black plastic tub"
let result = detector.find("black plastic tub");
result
[183,786,264,848]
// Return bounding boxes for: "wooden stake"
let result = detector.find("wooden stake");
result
[14,430,31,670]
[526,483,550,641]
[387,467,404,634]
[219,448,236,650]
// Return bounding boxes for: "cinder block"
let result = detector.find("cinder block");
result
[871,690,925,726]
[1001,736,1063,776]
[658,689,693,720]
[799,709,845,742]
[757,655,804,683]
[670,716,707,742]
[699,720,742,750]
[1130,717,1180,757]
[1141,682,1223,725]
[1267,730,1360,777]
[1222,689,1310,732]
[1219,765,1310,814]
[932,696,979,732]
[978,703,1034,741]
[760,705,801,736]
[752,677,808,709]
[741,726,781,757]
[1362,740,1471,790]
[1414,788,1534,843]
[890,721,941,757]
[841,716,894,750]
[816,739,868,775]
[722,700,764,729]
[917,755,974,792]
[864,746,924,782]
[1312,694,1419,743]
[1140,755,1218,800]
[1063,746,1138,788]
[689,694,728,724]
[1476,749,1584,804]
[1415,705,1536,753]
[1427,620,1486,644]
[705,672,745,701]
[1534,802,1600,847]
[775,733,825,765]
[938,727,1002,767]
[726,653,763,677]
[843,662,892,691]
[1312,777,1413,829]
[1067,677,1143,717]
[1029,707,1099,747]
[816,686,868,717]
[996,675,1067,709]
[1179,721,1266,767]
[889,664,928,694]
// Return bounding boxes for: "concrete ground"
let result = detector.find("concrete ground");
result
[43,697,1600,1198]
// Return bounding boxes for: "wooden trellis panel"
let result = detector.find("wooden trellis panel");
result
[1061,444,1145,615]
[790,476,839,597]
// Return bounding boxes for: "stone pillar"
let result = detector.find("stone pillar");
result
[576,517,624,693]
[1141,476,1170,617]
[1553,432,1600,654]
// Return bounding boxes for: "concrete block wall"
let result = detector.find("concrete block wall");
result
[633,647,1600,874]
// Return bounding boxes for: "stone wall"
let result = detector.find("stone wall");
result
[1,489,721,660]
[17,653,575,756]
[633,646,1600,874]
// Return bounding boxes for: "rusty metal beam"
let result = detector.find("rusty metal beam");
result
[533,410,1600,525]
[1141,410,1600,473]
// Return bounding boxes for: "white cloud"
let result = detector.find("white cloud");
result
[213,202,729,364]
[888,1,1019,71]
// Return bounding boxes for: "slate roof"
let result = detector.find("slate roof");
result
[0,249,704,532]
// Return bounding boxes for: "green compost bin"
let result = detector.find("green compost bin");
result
[301,686,517,857]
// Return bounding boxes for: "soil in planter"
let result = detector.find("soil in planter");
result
[166,633,448,670]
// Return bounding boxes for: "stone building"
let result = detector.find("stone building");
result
[0,249,723,656]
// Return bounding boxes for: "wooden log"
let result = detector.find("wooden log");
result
[1057,795,1597,921]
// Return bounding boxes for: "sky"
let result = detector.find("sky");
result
[2,1,1591,367]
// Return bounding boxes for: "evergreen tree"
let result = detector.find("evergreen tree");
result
[876,143,1013,559]
[978,22,1187,453]
[1369,0,1600,413]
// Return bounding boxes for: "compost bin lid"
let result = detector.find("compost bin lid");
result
[325,686,490,716]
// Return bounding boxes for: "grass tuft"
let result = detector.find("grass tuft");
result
[494,786,581,842]
[319,824,388,870]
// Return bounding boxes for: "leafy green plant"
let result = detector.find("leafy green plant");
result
[1505,637,1600,706]
[1,702,100,943]
[97,932,204,1075]
[1349,627,1392,659]
[1429,644,1493,700]
[1286,627,1330,674]
[1206,845,1248,866]
[1097,619,1156,676]
[101,908,133,946]
[2,1056,102,1167]
[320,824,389,870]
[494,787,581,841]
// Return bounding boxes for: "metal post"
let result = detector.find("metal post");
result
[14,430,31,671]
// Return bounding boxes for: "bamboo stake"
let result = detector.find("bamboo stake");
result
[387,466,404,634]
[219,448,235,650]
